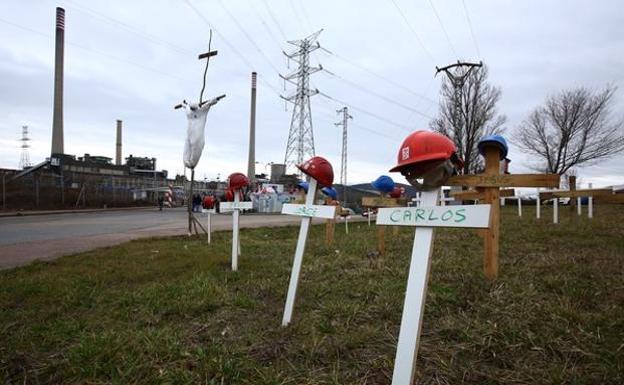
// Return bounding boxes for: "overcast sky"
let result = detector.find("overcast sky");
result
[1,0,623,188]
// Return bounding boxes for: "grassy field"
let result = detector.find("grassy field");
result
[1,205,623,384]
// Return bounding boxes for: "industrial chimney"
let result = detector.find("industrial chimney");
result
[115,119,122,165]
[247,72,257,183]
[51,7,65,155]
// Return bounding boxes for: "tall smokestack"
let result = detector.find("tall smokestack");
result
[51,7,65,155]
[115,119,122,165]
[247,72,257,183]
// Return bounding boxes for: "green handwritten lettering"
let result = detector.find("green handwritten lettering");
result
[403,209,412,222]
[390,209,401,222]
[428,209,438,221]
[415,209,425,221]
[441,210,453,221]
[454,208,466,222]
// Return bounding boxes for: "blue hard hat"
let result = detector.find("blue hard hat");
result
[371,175,395,193]
[321,186,338,200]
[478,134,508,160]
[297,181,309,193]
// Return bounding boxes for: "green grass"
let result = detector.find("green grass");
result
[1,205,623,384]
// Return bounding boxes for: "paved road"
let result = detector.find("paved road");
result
[0,208,329,270]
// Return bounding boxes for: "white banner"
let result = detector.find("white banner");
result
[220,201,253,212]
[281,204,336,219]
[376,205,491,228]
[202,208,217,214]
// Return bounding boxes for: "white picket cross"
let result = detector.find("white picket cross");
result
[220,194,252,271]
[553,196,559,224]
[517,196,522,217]
[202,208,216,244]
[536,196,541,219]
[281,179,337,326]
[577,197,582,216]
[376,189,491,385]
[588,183,593,219]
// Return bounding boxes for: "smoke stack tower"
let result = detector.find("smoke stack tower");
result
[51,7,65,155]
[247,72,257,183]
[115,119,122,165]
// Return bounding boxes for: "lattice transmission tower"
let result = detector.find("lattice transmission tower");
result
[19,125,32,169]
[335,107,352,203]
[280,30,323,175]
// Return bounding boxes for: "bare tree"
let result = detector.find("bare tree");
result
[430,65,506,174]
[515,86,624,175]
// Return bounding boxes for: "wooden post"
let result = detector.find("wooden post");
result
[207,210,212,244]
[377,225,386,254]
[188,169,194,235]
[569,175,576,210]
[325,219,334,246]
[483,146,501,280]
[1,173,5,210]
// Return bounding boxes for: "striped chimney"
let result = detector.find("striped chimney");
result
[247,72,257,183]
[51,7,65,155]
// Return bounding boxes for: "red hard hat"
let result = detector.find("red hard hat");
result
[389,186,402,198]
[202,195,215,209]
[296,156,334,188]
[390,130,462,173]
[227,172,249,190]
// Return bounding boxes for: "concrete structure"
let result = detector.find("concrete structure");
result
[51,7,65,155]
[247,72,257,183]
[115,120,122,165]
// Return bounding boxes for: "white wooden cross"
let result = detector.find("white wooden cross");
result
[280,178,337,326]
[220,193,252,271]
[201,207,216,244]
[376,188,491,385]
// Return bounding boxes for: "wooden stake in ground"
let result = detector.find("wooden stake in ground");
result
[280,178,337,326]
[482,146,501,279]
[376,193,492,385]
[220,192,252,271]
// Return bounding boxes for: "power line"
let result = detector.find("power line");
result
[216,0,282,75]
[182,0,282,96]
[321,68,434,119]
[261,0,288,41]
[316,105,398,141]
[0,17,192,83]
[248,0,284,52]
[388,0,435,62]
[320,47,436,105]
[461,0,482,58]
[427,0,458,58]
[318,91,412,133]
[56,0,194,55]
[296,0,315,33]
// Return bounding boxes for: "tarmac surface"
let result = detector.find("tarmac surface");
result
[0,207,332,270]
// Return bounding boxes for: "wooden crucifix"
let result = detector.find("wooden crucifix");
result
[446,140,560,279]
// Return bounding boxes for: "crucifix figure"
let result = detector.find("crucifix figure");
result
[174,37,226,235]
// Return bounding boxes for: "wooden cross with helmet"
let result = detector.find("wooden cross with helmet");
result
[379,130,559,385]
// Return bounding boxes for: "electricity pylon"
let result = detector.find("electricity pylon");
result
[281,30,323,176]
[19,125,32,169]
[335,106,352,204]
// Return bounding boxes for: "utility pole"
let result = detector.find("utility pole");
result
[281,30,323,176]
[247,72,257,185]
[335,107,352,204]
[19,125,32,169]
[435,61,482,145]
